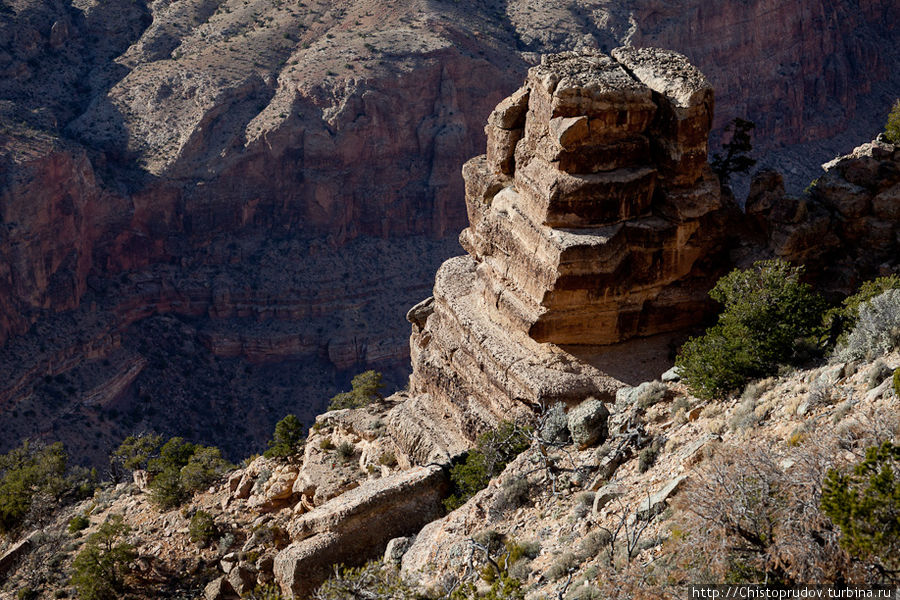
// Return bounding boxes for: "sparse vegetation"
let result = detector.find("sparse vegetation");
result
[264,414,305,459]
[546,552,580,580]
[672,440,856,585]
[676,260,825,399]
[377,451,397,467]
[494,476,531,512]
[327,370,385,411]
[336,441,356,460]
[444,422,531,512]
[313,561,418,599]
[638,437,663,473]
[245,583,287,599]
[636,381,668,410]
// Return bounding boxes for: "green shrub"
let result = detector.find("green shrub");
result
[893,368,900,397]
[444,422,530,512]
[146,438,231,509]
[319,437,335,451]
[327,370,385,411]
[111,433,163,472]
[188,510,217,546]
[264,414,305,459]
[821,441,900,576]
[68,514,90,534]
[885,99,900,144]
[676,260,825,398]
[0,441,76,534]
[70,515,135,600]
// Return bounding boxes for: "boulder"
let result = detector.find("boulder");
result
[592,483,625,513]
[567,398,610,449]
[226,564,257,596]
[636,475,688,520]
[384,536,415,563]
[0,532,36,578]
[203,576,237,600]
[274,465,448,598]
[661,367,682,382]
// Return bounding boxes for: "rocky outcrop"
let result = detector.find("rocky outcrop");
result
[463,48,725,346]
[750,138,900,295]
[394,48,732,458]
[273,465,448,598]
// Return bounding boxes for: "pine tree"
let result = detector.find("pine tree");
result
[711,117,756,185]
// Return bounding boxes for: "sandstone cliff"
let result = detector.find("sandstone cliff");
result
[394,48,736,461]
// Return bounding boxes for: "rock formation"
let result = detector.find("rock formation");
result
[748,138,900,295]
[273,465,448,598]
[389,47,735,463]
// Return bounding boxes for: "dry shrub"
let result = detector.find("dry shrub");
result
[590,561,675,600]
[668,437,861,585]
[666,412,900,586]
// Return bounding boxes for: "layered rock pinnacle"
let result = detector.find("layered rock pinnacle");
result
[395,48,731,461]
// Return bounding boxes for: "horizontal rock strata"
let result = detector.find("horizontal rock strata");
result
[396,48,730,458]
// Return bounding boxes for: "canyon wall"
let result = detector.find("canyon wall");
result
[1,0,897,463]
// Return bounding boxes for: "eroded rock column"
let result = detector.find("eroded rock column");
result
[393,48,730,463]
